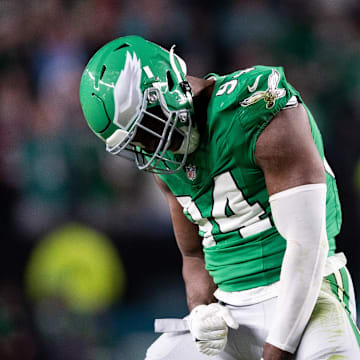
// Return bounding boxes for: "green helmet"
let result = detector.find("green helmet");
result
[79,35,197,173]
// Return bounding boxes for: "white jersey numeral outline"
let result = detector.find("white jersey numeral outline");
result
[212,172,272,238]
[177,159,334,249]
[215,67,256,97]
[216,80,238,96]
[177,195,216,248]
[177,171,272,248]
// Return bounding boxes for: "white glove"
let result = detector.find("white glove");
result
[188,303,238,356]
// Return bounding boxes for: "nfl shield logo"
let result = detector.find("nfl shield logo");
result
[185,164,197,181]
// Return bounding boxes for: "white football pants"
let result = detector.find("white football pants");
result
[145,267,360,360]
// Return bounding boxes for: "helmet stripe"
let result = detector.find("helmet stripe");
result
[169,45,184,84]
[143,65,154,79]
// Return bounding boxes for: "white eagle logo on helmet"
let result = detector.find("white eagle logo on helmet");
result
[113,51,143,130]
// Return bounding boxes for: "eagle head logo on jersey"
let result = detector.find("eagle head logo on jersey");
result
[240,69,286,109]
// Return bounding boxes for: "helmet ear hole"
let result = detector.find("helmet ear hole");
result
[114,43,130,51]
[166,70,175,91]
[100,65,106,80]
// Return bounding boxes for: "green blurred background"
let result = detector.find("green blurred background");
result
[0,0,359,359]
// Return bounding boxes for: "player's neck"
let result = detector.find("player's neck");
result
[186,76,215,130]
[187,76,215,99]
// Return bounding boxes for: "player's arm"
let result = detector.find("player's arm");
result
[154,176,237,356]
[154,175,217,310]
[255,103,327,359]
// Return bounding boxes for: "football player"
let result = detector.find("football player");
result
[79,36,360,359]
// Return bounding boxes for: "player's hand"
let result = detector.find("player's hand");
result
[188,303,238,356]
[262,342,293,360]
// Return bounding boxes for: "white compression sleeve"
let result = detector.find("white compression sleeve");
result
[266,184,328,353]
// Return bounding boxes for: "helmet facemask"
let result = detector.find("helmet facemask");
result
[106,86,194,174]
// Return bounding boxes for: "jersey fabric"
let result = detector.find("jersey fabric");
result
[158,65,342,292]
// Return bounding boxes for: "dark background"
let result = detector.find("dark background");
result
[0,0,359,359]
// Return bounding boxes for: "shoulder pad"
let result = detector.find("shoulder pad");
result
[210,66,297,112]
[237,66,287,109]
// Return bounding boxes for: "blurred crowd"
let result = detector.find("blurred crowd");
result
[0,0,360,359]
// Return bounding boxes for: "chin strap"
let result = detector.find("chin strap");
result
[180,80,194,108]
[172,125,200,155]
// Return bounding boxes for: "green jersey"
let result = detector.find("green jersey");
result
[158,66,342,292]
